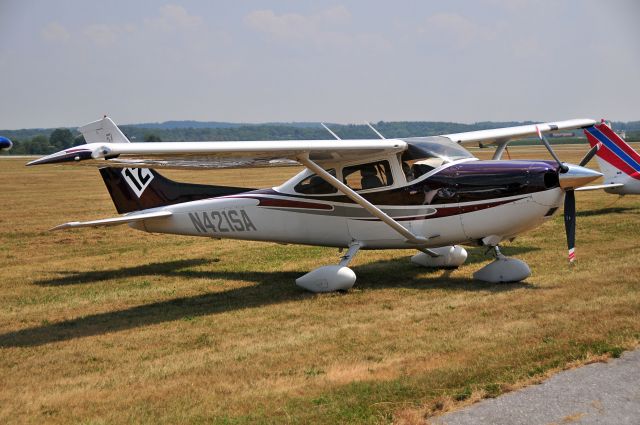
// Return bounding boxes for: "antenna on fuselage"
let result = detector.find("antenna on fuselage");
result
[365,121,386,139]
[320,123,341,140]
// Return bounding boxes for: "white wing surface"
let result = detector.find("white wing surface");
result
[443,118,596,146]
[28,139,407,169]
[27,116,597,169]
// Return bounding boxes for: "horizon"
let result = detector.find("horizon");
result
[2,1,639,129]
[1,117,639,133]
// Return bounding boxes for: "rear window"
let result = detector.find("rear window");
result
[342,160,393,191]
[294,169,337,194]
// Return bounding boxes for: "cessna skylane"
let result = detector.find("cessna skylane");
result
[28,117,607,292]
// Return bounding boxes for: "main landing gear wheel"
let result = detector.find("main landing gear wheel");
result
[411,245,468,268]
[295,242,362,293]
[473,246,531,283]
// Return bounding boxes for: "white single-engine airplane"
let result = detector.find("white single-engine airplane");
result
[29,117,606,292]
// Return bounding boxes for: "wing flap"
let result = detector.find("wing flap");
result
[50,210,172,231]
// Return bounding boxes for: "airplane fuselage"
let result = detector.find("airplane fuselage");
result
[134,160,565,249]
[28,116,605,290]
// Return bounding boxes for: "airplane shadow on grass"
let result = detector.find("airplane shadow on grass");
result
[3,246,540,348]
[576,206,640,218]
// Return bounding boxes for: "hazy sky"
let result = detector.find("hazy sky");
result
[1,0,638,129]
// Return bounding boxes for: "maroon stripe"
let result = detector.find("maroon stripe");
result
[356,197,525,221]
[233,195,333,210]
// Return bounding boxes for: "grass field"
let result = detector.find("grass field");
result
[1,146,639,424]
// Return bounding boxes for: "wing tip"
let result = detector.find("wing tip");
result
[49,222,77,231]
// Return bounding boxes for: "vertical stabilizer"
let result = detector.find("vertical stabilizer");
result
[584,123,640,194]
[79,116,131,144]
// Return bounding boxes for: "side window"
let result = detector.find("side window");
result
[342,161,393,191]
[294,169,337,194]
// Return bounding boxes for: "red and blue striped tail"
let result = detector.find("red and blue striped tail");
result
[584,123,640,179]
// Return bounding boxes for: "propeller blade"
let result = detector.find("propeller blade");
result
[578,144,600,167]
[536,126,569,173]
[564,190,576,263]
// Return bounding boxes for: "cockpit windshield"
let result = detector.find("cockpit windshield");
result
[401,136,474,181]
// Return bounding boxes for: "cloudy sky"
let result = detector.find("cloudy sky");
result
[1,0,638,129]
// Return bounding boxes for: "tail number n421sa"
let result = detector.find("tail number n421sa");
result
[189,209,257,234]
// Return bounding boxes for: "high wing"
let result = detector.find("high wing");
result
[443,118,596,146]
[27,117,597,169]
[27,139,408,169]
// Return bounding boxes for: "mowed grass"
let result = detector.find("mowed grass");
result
[1,147,639,424]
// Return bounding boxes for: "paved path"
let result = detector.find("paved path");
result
[433,348,640,425]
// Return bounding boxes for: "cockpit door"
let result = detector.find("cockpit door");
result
[408,164,466,243]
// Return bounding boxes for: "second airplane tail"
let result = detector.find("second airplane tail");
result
[584,122,640,194]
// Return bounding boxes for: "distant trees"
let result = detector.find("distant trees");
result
[144,134,162,143]
[49,128,74,150]
[74,134,86,145]
[3,135,49,155]
[2,128,76,155]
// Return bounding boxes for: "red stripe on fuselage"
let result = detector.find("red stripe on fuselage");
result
[356,197,526,221]
[231,195,334,210]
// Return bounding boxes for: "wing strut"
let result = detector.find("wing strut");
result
[296,154,428,245]
[320,123,341,140]
[365,122,386,139]
[492,142,509,160]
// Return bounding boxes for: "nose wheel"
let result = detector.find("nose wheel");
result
[473,244,531,283]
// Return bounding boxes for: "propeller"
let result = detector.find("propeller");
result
[560,143,603,264]
[578,143,600,167]
[564,189,576,263]
[535,126,600,263]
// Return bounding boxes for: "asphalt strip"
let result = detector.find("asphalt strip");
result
[432,348,640,425]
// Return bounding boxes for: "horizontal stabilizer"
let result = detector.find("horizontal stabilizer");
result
[50,210,172,231]
[575,183,624,192]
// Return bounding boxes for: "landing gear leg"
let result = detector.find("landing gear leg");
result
[473,244,531,283]
[296,242,362,293]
